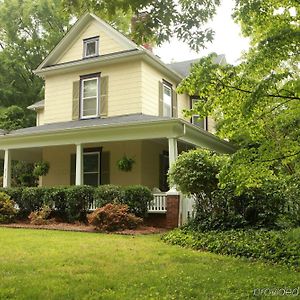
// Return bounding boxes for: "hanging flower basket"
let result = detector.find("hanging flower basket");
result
[117,155,135,172]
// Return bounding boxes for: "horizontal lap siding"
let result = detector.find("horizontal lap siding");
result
[44,61,142,123]
[57,20,126,64]
[42,141,143,187]
[177,94,190,120]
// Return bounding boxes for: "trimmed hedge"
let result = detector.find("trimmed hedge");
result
[162,228,300,270]
[0,184,152,222]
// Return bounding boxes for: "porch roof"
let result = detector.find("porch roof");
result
[0,114,236,154]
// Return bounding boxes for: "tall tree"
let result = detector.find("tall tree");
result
[178,0,300,193]
[0,0,72,108]
[62,0,221,51]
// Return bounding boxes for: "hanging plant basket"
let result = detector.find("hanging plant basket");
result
[117,155,135,172]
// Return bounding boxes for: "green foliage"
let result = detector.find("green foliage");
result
[88,203,142,231]
[11,160,50,187]
[94,185,124,208]
[169,149,226,198]
[0,0,71,108]
[64,185,94,222]
[0,184,152,222]
[117,155,135,172]
[178,1,300,194]
[169,149,295,230]
[33,161,50,177]
[0,192,17,223]
[28,205,53,225]
[0,106,34,131]
[189,182,286,231]
[21,187,46,213]
[62,0,221,51]
[162,228,300,270]
[122,185,152,218]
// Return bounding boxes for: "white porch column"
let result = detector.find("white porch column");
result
[75,144,83,185]
[168,137,178,166]
[3,149,11,188]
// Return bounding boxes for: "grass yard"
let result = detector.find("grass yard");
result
[0,228,299,300]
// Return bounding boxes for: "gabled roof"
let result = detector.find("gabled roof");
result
[35,13,139,71]
[167,55,226,77]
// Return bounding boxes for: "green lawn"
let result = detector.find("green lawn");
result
[0,228,298,300]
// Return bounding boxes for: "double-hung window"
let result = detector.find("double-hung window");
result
[163,83,172,117]
[191,98,208,130]
[83,151,101,186]
[81,75,99,119]
[83,37,99,58]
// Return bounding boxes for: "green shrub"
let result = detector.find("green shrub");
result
[65,185,94,222]
[122,185,152,218]
[93,185,124,208]
[21,187,45,213]
[162,228,300,270]
[28,205,52,225]
[42,187,67,219]
[88,203,143,231]
[0,192,17,223]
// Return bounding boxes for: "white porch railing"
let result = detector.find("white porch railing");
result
[148,193,167,213]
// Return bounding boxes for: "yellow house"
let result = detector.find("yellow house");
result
[0,13,234,226]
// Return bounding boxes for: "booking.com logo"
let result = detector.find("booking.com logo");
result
[253,287,299,297]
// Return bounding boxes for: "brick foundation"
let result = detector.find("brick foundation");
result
[166,193,180,229]
[144,213,166,228]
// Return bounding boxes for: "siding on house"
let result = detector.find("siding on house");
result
[57,20,126,64]
[141,61,189,119]
[42,141,145,187]
[43,61,142,124]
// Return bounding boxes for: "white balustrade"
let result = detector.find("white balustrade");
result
[148,193,167,213]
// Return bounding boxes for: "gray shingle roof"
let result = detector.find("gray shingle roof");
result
[167,54,226,77]
[27,100,45,110]
[4,114,171,136]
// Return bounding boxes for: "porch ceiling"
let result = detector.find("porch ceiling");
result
[0,114,236,154]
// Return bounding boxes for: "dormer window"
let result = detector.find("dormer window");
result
[83,37,99,58]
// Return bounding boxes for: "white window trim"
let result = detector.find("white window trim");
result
[80,77,99,119]
[83,151,101,186]
[83,37,99,58]
[163,83,172,117]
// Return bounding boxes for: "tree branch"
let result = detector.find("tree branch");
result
[252,150,300,164]
[218,79,300,101]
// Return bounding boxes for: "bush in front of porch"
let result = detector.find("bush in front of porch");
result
[0,184,152,223]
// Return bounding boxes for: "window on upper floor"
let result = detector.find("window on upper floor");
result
[83,37,99,58]
[191,98,208,131]
[159,80,177,118]
[163,83,172,117]
[80,74,100,119]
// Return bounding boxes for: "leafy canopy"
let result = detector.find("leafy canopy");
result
[178,0,300,193]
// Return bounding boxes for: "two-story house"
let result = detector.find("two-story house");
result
[0,13,234,226]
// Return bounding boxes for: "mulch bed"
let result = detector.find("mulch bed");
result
[0,221,167,235]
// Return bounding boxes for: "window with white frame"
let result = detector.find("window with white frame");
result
[191,98,208,130]
[163,83,172,117]
[83,37,99,58]
[81,76,99,119]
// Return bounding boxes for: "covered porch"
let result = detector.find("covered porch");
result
[0,115,235,227]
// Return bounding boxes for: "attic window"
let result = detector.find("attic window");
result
[83,37,99,58]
